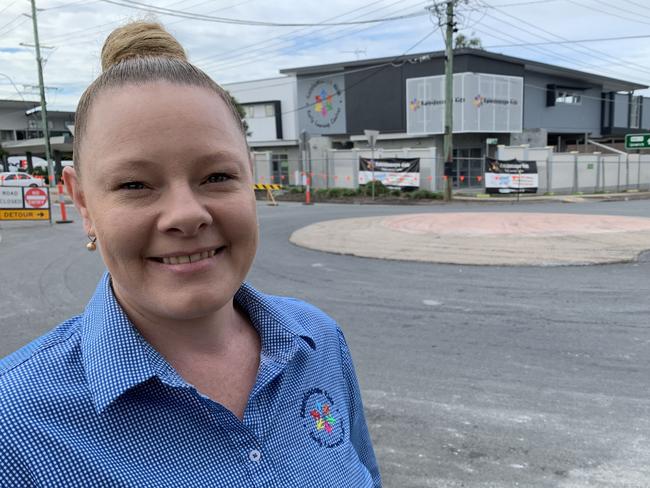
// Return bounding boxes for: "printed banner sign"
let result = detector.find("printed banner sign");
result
[485,158,538,194]
[358,157,420,187]
[0,186,50,220]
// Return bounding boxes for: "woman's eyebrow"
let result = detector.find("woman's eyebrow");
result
[193,151,246,165]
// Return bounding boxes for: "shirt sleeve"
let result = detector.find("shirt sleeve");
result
[0,417,32,486]
[337,327,382,488]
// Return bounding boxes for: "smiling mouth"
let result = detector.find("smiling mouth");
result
[149,246,225,265]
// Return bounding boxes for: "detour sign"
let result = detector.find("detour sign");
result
[0,186,50,220]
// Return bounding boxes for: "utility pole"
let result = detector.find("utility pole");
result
[28,0,55,197]
[443,0,456,201]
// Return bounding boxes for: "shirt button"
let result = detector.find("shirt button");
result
[249,449,261,462]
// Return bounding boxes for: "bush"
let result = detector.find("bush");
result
[409,189,443,200]
[288,186,305,194]
[359,180,390,196]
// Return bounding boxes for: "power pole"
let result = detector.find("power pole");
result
[28,0,54,196]
[443,0,455,201]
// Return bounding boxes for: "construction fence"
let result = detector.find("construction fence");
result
[251,146,650,195]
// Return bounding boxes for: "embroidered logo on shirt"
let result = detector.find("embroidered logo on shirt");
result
[301,388,345,448]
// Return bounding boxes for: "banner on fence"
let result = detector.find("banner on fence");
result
[485,158,538,194]
[358,157,420,187]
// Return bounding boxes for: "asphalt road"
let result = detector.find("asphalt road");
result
[2,199,650,487]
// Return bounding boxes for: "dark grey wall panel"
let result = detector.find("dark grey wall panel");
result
[344,64,405,135]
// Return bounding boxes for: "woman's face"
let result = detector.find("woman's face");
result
[65,82,258,322]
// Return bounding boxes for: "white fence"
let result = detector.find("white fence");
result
[498,146,650,194]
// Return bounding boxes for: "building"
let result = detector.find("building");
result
[0,99,74,173]
[227,48,650,191]
[2,49,649,193]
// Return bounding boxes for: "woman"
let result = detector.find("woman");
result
[0,21,380,487]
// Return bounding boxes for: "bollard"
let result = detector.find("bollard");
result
[55,183,73,224]
[304,175,312,205]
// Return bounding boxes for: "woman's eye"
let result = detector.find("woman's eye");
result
[205,173,231,183]
[119,181,146,190]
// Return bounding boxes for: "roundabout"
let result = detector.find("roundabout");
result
[289,212,650,266]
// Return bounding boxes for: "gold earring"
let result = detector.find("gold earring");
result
[86,234,97,251]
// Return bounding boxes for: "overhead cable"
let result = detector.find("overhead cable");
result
[96,0,426,27]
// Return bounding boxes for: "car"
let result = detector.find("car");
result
[0,172,45,187]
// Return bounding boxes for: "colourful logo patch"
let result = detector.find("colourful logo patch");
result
[409,98,421,111]
[301,388,345,448]
[473,94,485,108]
[315,89,333,117]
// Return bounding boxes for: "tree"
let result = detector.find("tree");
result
[455,33,483,49]
[226,92,250,136]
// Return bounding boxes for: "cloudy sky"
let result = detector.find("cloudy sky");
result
[0,0,649,111]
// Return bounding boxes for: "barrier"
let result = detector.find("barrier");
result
[253,183,282,206]
[55,183,73,224]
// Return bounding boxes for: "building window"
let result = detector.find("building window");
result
[555,90,581,105]
[243,103,276,119]
[0,130,14,141]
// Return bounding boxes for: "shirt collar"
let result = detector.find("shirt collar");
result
[81,272,316,414]
[234,282,316,361]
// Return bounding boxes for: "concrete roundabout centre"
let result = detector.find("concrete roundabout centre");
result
[289,212,650,266]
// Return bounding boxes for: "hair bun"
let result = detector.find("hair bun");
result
[100,21,187,72]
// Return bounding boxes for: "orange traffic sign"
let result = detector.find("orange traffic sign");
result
[0,209,50,220]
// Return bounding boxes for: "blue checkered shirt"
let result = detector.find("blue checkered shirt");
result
[0,272,380,487]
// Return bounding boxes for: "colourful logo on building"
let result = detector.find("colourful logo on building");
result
[305,79,343,130]
[409,98,421,111]
[301,388,345,448]
[314,89,333,118]
[473,95,485,108]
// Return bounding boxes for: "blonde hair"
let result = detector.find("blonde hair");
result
[73,21,245,171]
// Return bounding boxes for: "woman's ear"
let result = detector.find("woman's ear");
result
[62,166,93,235]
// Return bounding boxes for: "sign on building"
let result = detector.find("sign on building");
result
[406,73,523,134]
[297,75,346,135]
[0,186,50,220]
[624,133,650,149]
[485,158,538,194]
[358,157,420,187]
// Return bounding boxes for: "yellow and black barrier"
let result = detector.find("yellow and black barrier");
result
[253,183,283,206]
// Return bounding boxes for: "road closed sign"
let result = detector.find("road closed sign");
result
[0,187,23,208]
[0,186,50,220]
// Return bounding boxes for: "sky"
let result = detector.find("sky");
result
[1,0,650,111]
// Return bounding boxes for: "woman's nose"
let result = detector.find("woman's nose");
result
[157,184,213,236]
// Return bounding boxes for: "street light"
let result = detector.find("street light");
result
[364,129,379,200]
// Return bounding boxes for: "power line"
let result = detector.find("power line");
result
[484,34,650,48]
[567,0,650,27]
[483,0,650,77]
[0,1,19,17]
[478,5,650,80]
[43,0,238,43]
[41,0,101,11]
[96,0,427,27]
[280,27,439,117]
[198,1,427,72]
[0,15,29,40]
[192,0,399,65]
